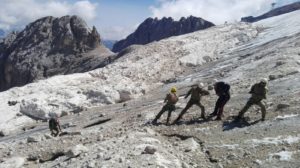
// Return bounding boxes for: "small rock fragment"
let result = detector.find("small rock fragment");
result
[142,146,157,154]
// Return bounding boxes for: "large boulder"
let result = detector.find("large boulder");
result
[112,16,214,52]
[0,15,113,91]
[65,144,88,158]
[0,157,26,168]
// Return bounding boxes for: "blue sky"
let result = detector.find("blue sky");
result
[0,0,299,40]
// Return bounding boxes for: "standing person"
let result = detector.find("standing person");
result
[236,78,268,121]
[210,81,231,120]
[152,87,179,125]
[173,83,209,124]
[49,115,62,137]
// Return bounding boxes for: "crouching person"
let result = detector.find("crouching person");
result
[49,115,62,137]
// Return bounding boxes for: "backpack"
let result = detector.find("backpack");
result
[168,93,178,104]
[222,83,230,93]
[215,82,230,94]
[49,118,58,129]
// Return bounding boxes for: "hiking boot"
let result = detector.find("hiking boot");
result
[234,116,243,122]
[151,120,158,125]
[215,117,222,121]
[209,112,217,117]
[172,120,181,125]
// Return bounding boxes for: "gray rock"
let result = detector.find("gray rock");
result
[60,111,69,117]
[276,103,290,110]
[182,138,199,152]
[227,154,237,160]
[182,162,190,168]
[208,85,214,90]
[0,157,26,168]
[118,90,132,103]
[65,144,88,158]
[142,146,157,154]
[87,161,96,168]
[0,130,8,137]
[112,16,215,52]
[27,136,41,143]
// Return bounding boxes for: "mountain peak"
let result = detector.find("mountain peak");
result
[0,15,109,91]
[112,16,215,52]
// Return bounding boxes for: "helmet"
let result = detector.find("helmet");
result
[260,78,268,84]
[48,112,58,119]
[170,87,177,93]
[198,82,204,88]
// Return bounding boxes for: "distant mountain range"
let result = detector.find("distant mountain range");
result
[112,16,215,52]
[241,1,300,22]
[0,29,5,38]
[102,40,117,50]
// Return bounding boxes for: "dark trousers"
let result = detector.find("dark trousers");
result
[174,99,205,122]
[212,94,230,119]
[153,104,176,124]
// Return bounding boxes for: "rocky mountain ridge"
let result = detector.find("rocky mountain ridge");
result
[112,16,215,52]
[0,15,113,92]
[241,1,300,22]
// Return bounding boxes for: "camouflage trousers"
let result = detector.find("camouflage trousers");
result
[153,104,176,124]
[174,99,206,123]
[238,97,266,120]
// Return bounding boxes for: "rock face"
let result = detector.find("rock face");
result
[112,16,215,52]
[241,2,300,22]
[0,15,112,91]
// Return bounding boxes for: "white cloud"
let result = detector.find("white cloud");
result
[99,25,139,41]
[0,0,97,30]
[150,0,276,24]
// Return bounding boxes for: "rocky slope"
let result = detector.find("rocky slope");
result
[241,1,300,22]
[0,10,300,168]
[112,16,214,52]
[0,15,113,91]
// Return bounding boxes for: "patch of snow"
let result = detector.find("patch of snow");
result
[274,114,299,120]
[268,151,295,161]
[141,137,161,144]
[248,135,300,145]
[253,10,300,46]
[212,144,239,149]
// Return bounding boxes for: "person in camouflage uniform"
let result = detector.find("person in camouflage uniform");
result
[152,87,179,125]
[173,83,209,124]
[237,79,268,121]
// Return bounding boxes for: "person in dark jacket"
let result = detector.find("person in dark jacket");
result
[49,116,62,137]
[152,87,179,125]
[210,81,231,120]
[173,83,209,124]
